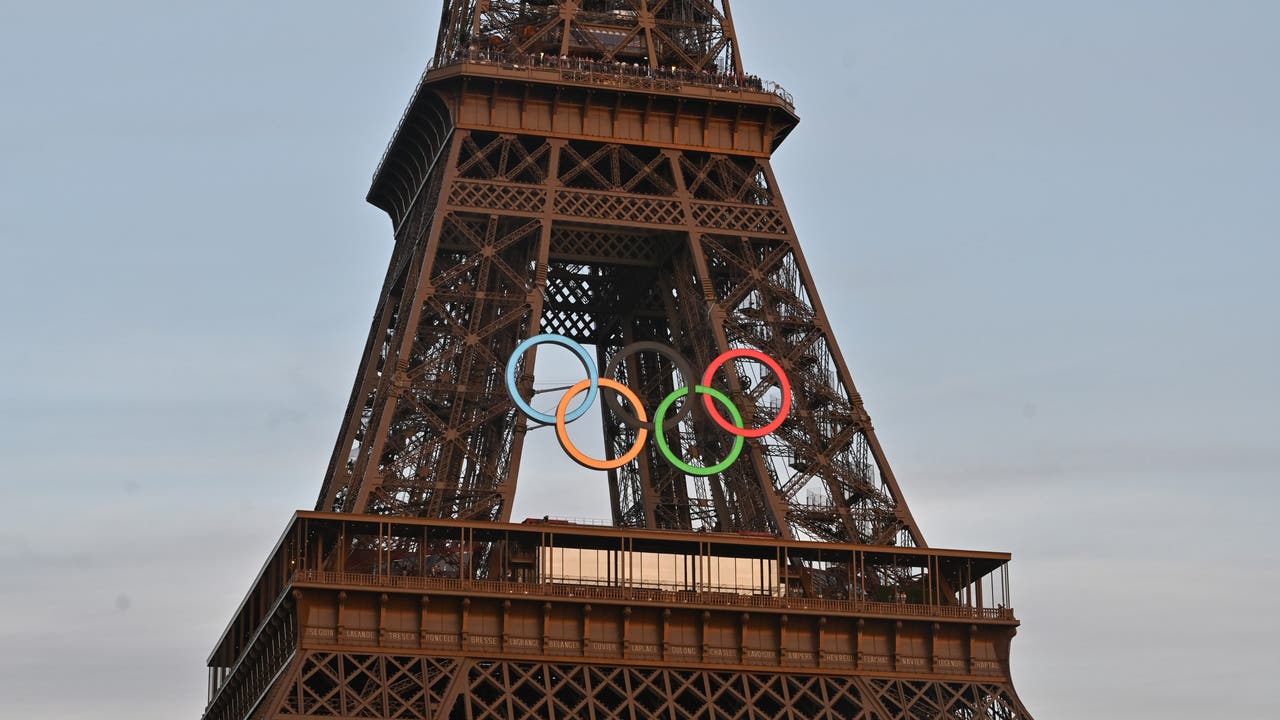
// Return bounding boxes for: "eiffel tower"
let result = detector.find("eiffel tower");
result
[200,3,1034,718]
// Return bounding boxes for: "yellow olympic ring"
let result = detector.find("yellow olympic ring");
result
[555,378,649,471]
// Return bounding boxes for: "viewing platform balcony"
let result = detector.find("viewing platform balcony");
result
[202,512,1019,719]
[433,48,795,108]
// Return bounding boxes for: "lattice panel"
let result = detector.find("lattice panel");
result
[865,679,1030,720]
[449,180,545,215]
[681,153,776,205]
[555,190,686,227]
[247,644,1030,720]
[426,659,1028,720]
[549,227,673,266]
[273,653,459,719]
[560,141,678,197]
[691,202,788,235]
[455,132,551,184]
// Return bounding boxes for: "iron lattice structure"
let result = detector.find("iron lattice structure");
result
[200,3,1034,719]
[434,0,743,74]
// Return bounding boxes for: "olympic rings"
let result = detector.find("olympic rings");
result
[504,333,791,474]
[556,379,649,470]
[700,349,792,439]
[653,386,745,476]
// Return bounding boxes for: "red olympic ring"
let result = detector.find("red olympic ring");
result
[700,349,792,438]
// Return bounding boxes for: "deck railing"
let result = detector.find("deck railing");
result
[293,569,1014,622]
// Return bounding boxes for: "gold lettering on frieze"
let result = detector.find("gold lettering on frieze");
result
[425,633,457,644]
[509,638,539,649]
[898,656,926,667]
[546,639,580,650]
[668,645,698,657]
[304,627,335,639]
[470,635,499,646]
[343,630,377,641]
[826,652,853,663]
[386,631,416,642]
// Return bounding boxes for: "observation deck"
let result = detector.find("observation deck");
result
[367,49,800,225]
[202,513,1020,720]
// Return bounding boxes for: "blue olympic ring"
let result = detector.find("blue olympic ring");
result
[505,334,600,424]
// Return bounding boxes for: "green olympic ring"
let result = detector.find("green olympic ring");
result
[652,385,746,476]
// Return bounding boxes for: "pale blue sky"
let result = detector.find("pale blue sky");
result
[1,2,1277,718]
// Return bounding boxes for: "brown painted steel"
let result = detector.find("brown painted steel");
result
[203,3,1034,718]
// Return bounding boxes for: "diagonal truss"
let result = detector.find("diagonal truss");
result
[255,654,1031,720]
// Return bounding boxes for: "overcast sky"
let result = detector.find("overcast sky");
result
[1,1,1277,718]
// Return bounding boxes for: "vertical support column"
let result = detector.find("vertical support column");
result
[931,622,940,674]
[350,132,468,512]
[666,148,792,536]
[700,610,710,662]
[892,620,902,671]
[778,614,788,664]
[378,593,388,646]
[419,595,431,649]
[501,600,511,652]
[967,624,977,675]
[855,618,864,670]
[542,602,552,653]
[817,616,827,667]
[337,591,347,643]
[622,606,632,658]
[755,158,926,547]
[460,598,471,647]
[500,137,565,522]
[661,608,671,660]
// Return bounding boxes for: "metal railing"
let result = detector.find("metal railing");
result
[440,49,795,107]
[293,570,1014,622]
